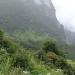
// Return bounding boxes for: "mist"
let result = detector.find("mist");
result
[52,0,75,32]
[0,0,75,32]
[22,0,75,32]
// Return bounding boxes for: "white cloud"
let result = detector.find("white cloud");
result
[52,0,75,32]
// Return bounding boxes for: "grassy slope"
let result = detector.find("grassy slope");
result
[0,30,75,75]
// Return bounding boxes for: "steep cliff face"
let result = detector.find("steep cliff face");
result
[0,0,65,42]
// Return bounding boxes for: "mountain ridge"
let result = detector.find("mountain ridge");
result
[0,0,66,43]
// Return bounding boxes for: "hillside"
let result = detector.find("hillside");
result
[0,0,75,75]
[1,0,75,60]
[0,30,75,75]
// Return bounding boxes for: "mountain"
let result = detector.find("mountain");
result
[0,1,75,74]
[64,28,75,44]
[0,0,65,43]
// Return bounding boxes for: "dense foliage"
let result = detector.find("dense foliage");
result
[0,30,75,75]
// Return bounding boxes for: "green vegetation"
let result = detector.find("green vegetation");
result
[13,30,52,49]
[0,0,75,74]
[0,29,75,75]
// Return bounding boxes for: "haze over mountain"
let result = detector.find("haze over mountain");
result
[52,0,75,44]
[0,0,75,44]
[0,0,66,43]
[0,1,75,74]
[52,0,75,32]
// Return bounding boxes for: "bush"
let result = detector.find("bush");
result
[2,37,19,54]
[63,64,75,75]
[14,51,29,70]
[14,57,28,70]
[36,50,46,61]
[45,52,58,65]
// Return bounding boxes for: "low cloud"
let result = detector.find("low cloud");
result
[52,0,75,32]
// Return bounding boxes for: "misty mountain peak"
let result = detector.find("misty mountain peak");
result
[34,0,51,8]
[0,0,65,43]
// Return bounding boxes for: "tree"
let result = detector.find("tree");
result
[43,41,59,55]
[0,30,4,48]
[0,30,4,40]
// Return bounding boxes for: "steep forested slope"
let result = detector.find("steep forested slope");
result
[0,30,75,75]
[1,0,75,60]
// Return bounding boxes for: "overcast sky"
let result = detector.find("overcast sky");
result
[52,0,75,32]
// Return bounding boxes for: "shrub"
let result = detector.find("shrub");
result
[14,57,28,70]
[2,37,18,54]
[36,50,46,61]
[14,51,29,70]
